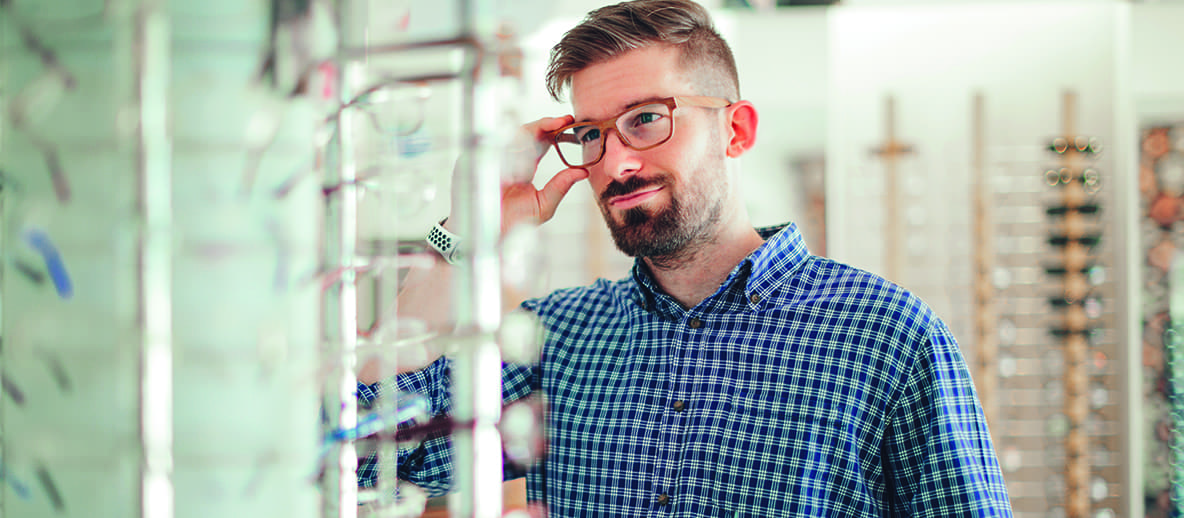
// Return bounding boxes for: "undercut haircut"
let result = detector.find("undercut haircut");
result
[545,0,740,103]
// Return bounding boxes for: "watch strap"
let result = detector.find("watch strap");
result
[427,219,462,264]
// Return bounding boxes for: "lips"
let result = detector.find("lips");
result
[608,186,664,209]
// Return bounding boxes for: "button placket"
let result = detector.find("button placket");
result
[654,313,698,513]
[652,312,687,514]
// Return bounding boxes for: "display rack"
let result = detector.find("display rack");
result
[323,1,528,517]
[1043,91,1104,518]
[983,90,1121,518]
[1,1,324,517]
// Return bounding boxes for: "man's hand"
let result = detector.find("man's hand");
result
[446,115,589,234]
[386,115,589,377]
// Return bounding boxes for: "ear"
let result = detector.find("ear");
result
[724,100,758,158]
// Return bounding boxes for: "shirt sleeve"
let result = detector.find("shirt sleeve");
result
[882,319,1013,517]
[355,357,538,496]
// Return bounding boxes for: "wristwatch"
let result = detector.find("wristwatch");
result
[427,218,462,264]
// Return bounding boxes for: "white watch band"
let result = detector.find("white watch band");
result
[427,219,462,264]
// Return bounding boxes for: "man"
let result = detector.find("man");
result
[359,1,1013,516]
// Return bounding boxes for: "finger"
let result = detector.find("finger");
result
[536,167,589,222]
[524,115,574,138]
[527,502,549,518]
[525,115,575,159]
[504,116,574,184]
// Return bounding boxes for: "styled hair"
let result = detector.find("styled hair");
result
[545,0,740,102]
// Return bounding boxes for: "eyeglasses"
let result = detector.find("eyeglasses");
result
[549,95,733,168]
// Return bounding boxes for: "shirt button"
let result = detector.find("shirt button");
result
[636,299,649,311]
[672,400,686,412]
[749,293,761,304]
[688,318,702,329]
[656,493,670,506]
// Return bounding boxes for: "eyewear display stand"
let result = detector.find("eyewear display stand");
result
[0,0,524,517]
[969,90,1120,518]
[0,1,323,517]
[326,1,526,517]
[1044,91,1103,518]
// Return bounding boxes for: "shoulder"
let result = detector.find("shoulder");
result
[789,256,948,355]
[521,277,634,321]
[800,257,937,323]
[519,278,639,362]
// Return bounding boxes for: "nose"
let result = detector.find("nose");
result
[597,128,643,181]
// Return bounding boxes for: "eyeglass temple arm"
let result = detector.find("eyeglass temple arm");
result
[552,131,580,144]
[676,95,733,108]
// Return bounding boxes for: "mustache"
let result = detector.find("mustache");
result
[600,175,667,202]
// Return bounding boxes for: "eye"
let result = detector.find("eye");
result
[576,127,601,143]
[628,111,664,128]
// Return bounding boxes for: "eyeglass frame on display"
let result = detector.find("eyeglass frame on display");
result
[547,95,733,169]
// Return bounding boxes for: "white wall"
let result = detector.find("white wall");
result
[1130,3,1184,119]
[722,7,830,229]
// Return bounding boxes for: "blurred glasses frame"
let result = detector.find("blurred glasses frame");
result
[548,95,733,169]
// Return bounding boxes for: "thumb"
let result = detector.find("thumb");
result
[536,168,589,222]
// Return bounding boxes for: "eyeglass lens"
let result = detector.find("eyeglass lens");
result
[554,102,673,167]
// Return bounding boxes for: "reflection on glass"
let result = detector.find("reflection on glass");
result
[1091,444,1113,467]
[1000,446,1021,473]
[1045,169,1061,186]
[1047,413,1069,437]
[1088,413,1107,436]
[993,267,1011,290]
[355,82,432,138]
[499,310,543,364]
[1092,351,1108,374]
[1045,350,1065,377]
[1090,383,1108,409]
[907,235,926,256]
[1087,265,1105,286]
[1051,473,1070,496]
[1045,379,1063,405]
[998,318,1017,346]
[1084,298,1103,319]
[1090,477,1107,502]
[999,355,1017,378]
[376,167,438,218]
[1087,329,1104,347]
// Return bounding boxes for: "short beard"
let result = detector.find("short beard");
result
[601,176,721,267]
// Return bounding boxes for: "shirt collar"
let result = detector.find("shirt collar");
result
[628,222,810,312]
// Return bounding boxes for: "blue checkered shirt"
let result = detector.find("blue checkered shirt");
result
[358,223,1012,517]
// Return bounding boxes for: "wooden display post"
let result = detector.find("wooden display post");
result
[869,96,914,284]
[970,93,999,430]
[1046,90,1099,518]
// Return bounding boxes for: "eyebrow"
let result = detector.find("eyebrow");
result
[575,95,668,124]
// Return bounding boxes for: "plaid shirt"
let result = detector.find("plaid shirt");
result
[358,223,1012,517]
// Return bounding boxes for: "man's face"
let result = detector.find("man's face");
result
[569,45,731,260]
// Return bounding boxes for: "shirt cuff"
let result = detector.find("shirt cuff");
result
[356,381,379,409]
